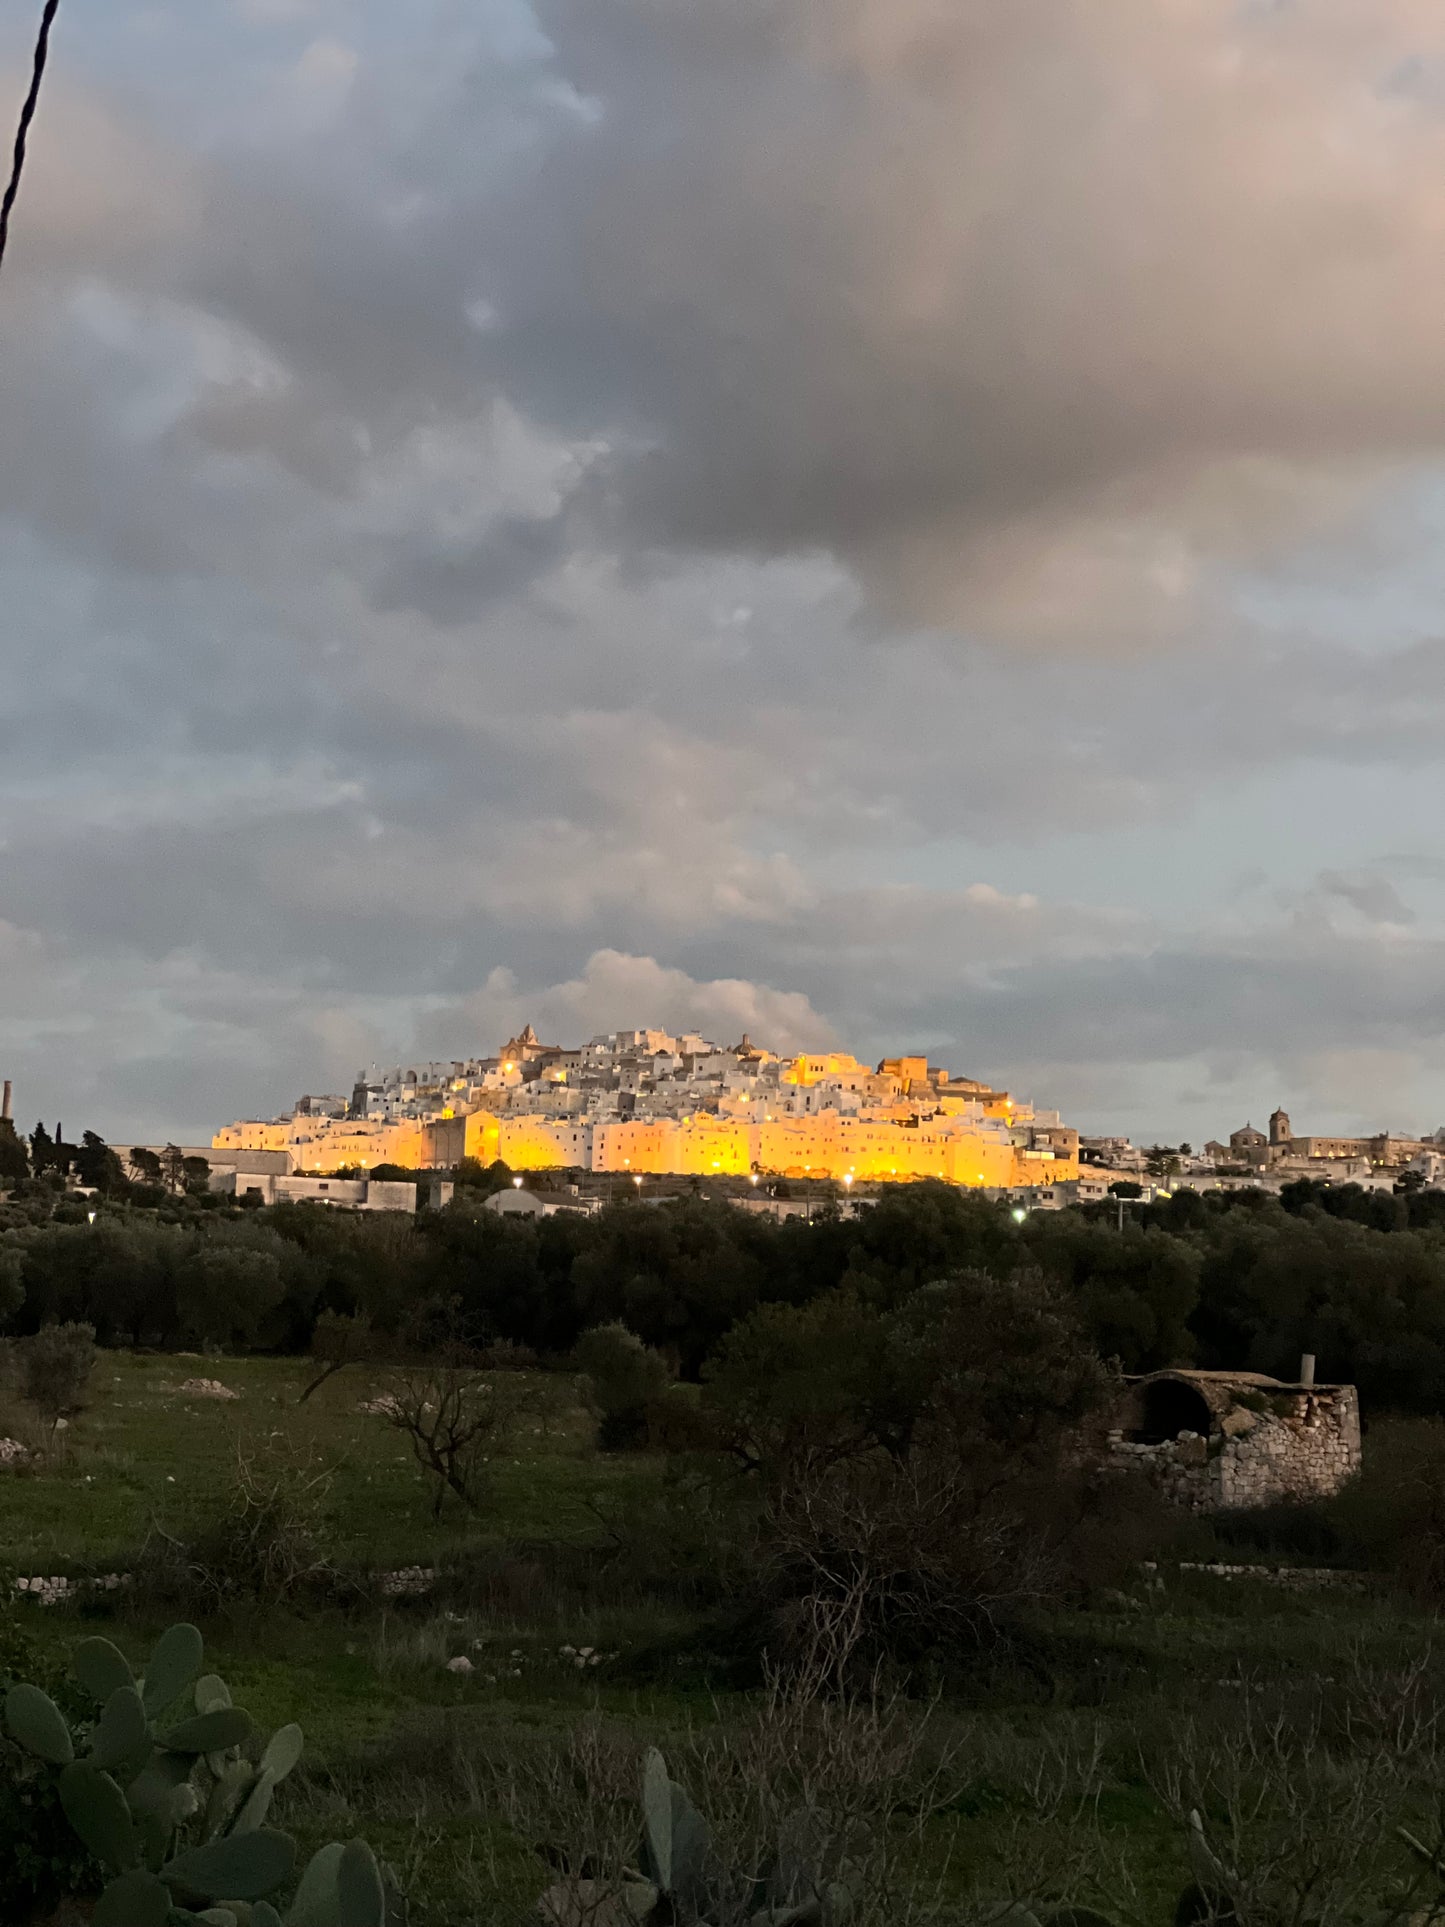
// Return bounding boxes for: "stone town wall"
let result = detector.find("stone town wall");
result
[1109,1383,1361,1512]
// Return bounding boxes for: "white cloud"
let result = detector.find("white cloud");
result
[437,951,838,1057]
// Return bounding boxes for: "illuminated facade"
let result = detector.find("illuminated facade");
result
[214,1025,1079,1190]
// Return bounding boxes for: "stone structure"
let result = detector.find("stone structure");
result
[1109,1366,1360,1510]
[208,1172,421,1213]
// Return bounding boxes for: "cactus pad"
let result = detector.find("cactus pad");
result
[5,1682,75,1763]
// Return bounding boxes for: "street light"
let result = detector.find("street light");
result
[1011,1206,1027,1225]
[512,1175,523,1190]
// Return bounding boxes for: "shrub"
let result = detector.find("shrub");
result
[1326,1416,1445,1598]
[19,1321,95,1445]
[702,1272,1117,1680]
[575,1323,674,1450]
[480,1668,961,1927]
[130,1445,340,1616]
[0,1245,23,1327]
[177,1244,284,1348]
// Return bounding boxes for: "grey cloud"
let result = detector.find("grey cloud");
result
[370,508,577,620]
[870,923,1445,1133]
[456,0,1445,635]
[1318,869,1416,925]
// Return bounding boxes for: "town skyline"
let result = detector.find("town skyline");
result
[12,1002,1445,1182]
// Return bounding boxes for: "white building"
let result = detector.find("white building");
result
[210,1173,421,1213]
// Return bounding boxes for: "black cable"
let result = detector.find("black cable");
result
[0,0,61,277]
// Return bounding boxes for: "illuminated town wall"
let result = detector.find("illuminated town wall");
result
[497,1115,593,1171]
[247,1113,1068,1187]
[252,1108,1079,1188]
[288,1123,427,1172]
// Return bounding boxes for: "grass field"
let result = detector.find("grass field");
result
[3,1354,1443,1926]
[0,1352,653,1571]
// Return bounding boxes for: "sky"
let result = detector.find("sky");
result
[5,0,1445,1147]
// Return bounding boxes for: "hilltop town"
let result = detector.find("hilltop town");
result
[213,1025,1082,1190]
[201,1030,1445,1213]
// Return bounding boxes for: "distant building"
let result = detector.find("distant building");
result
[1212,1109,1445,1181]
[210,1173,420,1213]
[732,1194,874,1222]
[480,1186,601,1219]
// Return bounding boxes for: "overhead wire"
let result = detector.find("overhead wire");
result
[0,0,61,278]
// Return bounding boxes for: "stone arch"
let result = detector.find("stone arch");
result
[1126,1376,1214,1445]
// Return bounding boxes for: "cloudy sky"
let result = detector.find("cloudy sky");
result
[5,0,1445,1146]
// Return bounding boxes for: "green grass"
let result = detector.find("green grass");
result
[0,1351,659,1572]
[3,1354,1445,1925]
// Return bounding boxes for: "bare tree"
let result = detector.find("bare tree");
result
[299,1309,375,1403]
[378,1345,539,1519]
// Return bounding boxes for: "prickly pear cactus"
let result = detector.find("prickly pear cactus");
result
[542,1746,860,1927]
[2,1619,390,1924]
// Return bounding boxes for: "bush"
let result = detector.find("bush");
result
[702,1272,1118,1680]
[177,1243,284,1347]
[129,1444,341,1615]
[575,1323,674,1450]
[0,1246,23,1327]
[19,1321,95,1444]
[1326,1417,1445,1598]
[476,1670,959,1927]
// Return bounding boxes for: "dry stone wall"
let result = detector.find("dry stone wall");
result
[1109,1373,1361,1512]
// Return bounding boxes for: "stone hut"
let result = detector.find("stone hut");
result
[1109,1364,1360,1510]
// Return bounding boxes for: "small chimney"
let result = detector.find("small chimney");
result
[1,1079,10,1123]
[1299,1352,1316,1389]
